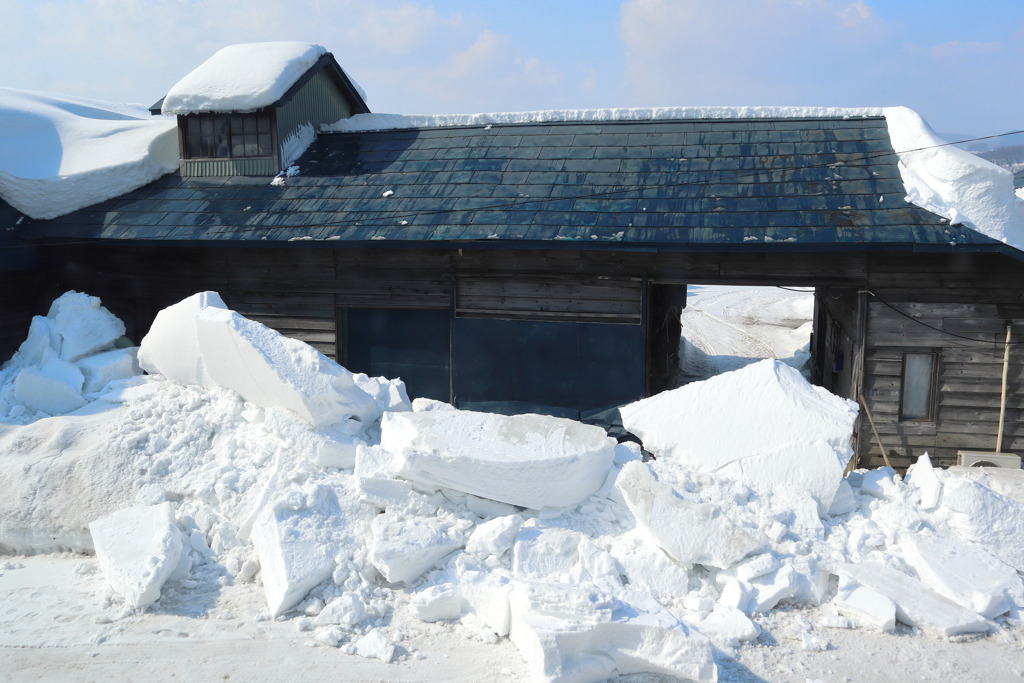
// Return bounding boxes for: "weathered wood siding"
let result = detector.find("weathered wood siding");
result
[859,297,1024,469]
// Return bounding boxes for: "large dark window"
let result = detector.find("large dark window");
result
[182,113,273,159]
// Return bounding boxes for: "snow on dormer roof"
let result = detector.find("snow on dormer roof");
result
[160,42,328,115]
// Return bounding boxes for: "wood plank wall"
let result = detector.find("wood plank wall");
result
[859,297,1024,469]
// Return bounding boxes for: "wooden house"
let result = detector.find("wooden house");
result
[5,47,1024,471]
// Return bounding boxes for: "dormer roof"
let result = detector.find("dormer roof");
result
[149,42,369,116]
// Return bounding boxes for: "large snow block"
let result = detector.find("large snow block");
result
[508,582,716,683]
[620,360,858,512]
[88,502,183,609]
[138,291,226,386]
[380,409,616,509]
[250,485,343,616]
[838,562,989,636]
[48,291,126,362]
[936,475,1024,572]
[615,461,766,569]
[901,529,1021,618]
[195,306,378,428]
[369,510,469,584]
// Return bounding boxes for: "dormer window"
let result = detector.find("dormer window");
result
[182,112,273,159]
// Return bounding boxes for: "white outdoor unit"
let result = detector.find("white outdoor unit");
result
[957,450,1022,469]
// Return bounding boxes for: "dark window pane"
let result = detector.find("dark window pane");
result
[258,134,272,155]
[230,117,244,135]
[243,116,257,135]
[200,117,213,136]
[257,113,271,133]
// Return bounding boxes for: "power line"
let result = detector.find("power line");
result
[867,290,1022,346]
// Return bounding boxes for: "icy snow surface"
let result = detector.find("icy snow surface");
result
[3,288,1024,681]
[0,87,177,219]
[160,42,327,115]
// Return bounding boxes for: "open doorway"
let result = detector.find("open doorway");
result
[674,284,815,387]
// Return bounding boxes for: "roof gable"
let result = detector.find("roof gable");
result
[151,43,368,116]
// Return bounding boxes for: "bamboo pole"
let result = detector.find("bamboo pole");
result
[859,395,892,469]
[997,322,1012,453]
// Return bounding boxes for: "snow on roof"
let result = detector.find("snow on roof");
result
[161,42,328,115]
[323,106,889,133]
[326,105,1024,253]
[0,87,177,220]
[884,106,1024,251]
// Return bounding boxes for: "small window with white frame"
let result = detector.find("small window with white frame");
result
[900,351,937,421]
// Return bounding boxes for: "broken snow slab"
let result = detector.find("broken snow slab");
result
[901,529,1023,618]
[250,484,346,616]
[48,291,126,362]
[88,502,184,609]
[620,359,858,513]
[370,510,471,584]
[380,409,616,509]
[838,562,990,636]
[615,460,767,569]
[139,292,378,429]
[508,581,717,682]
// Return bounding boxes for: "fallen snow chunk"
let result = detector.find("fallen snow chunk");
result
[620,360,857,513]
[411,397,455,412]
[834,579,897,633]
[263,408,365,470]
[409,583,463,622]
[194,305,378,428]
[610,532,691,607]
[77,347,141,394]
[370,510,469,584]
[748,564,800,614]
[380,409,616,509]
[615,461,766,569]
[250,485,344,616]
[14,362,87,415]
[353,374,412,414]
[48,291,126,362]
[15,315,60,364]
[353,629,396,663]
[697,605,760,648]
[513,525,623,595]
[828,477,857,516]
[838,562,989,636]
[140,292,379,428]
[466,514,523,559]
[88,502,183,609]
[138,291,226,386]
[314,593,366,627]
[937,475,1024,571]
[902,529,1021,618]
[859,467,899,500]
[457,557,513,636]
[508,582,716,682]
[464,493,518,519]
[905,453,942,509]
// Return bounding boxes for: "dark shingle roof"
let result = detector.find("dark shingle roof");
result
[26,116,1002,252]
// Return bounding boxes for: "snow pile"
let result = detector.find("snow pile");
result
[4,292,1024,680]
[0,87,177,219]
[0,291,139,419]
[161,42,327,115]
[620,359,859,513]
[884,106,1024,251]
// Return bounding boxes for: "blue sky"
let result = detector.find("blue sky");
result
[0,0,1021,139]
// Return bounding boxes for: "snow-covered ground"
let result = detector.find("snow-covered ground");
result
[3,285,1024,682]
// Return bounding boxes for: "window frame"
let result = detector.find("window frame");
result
[180,111,275,160]
[899,350,938,422]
